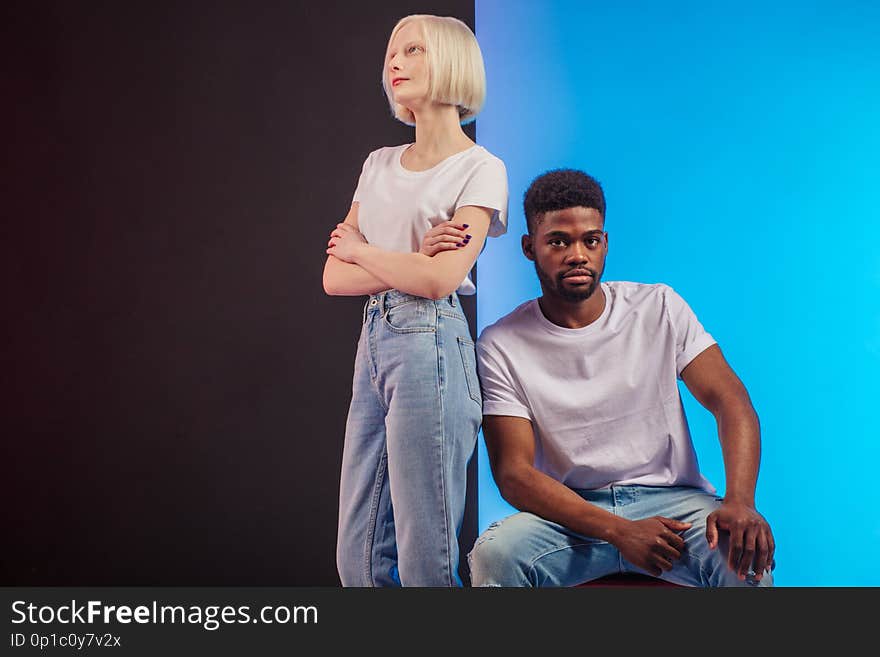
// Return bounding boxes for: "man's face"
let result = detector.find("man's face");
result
[523,206,608,303]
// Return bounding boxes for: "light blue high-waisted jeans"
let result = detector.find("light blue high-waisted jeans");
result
[468,485,774,587]
[336,290,482,587]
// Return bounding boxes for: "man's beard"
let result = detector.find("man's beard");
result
[534,262,603,302]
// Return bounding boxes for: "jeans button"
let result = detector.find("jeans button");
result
[370,299,377,306]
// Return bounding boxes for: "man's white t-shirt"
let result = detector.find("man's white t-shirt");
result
[352,144,508,295]
[477,281,717,492]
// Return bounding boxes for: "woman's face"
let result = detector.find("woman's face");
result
[386,21,429,109]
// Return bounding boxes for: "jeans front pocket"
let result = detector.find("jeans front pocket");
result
[457,337,482,405]
[383,300,437,334]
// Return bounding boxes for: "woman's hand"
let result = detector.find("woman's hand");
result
[419,220,472,256]
[327,222,368,263]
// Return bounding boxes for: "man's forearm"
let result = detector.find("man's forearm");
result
[498,466,627,543]
[716,398,761,506]
[681,345,763,507]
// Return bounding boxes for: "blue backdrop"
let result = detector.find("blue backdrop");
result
[475,0,880,586]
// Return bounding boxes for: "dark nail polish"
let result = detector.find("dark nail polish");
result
[465,234,472,239]
[462,224,469,229]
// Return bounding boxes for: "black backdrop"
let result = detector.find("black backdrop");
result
[2,0,477,586]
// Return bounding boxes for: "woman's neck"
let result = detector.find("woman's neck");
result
[408,104,474,163]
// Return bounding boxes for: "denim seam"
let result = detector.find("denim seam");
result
[382,299,437,334]
[457,337,482,406]
[362,445,388,587]
[367,313,379,382]
[689,552,711,586]
[528,540,610,568]
[382,317,436,334]
[528,541,611,585]
[370,370,389,415]
[439,310,466,321]
[367,316,389,414]
[611,500,624,572]
[383,299,422,311]
[435,311,453,586]
[666,547,711,586]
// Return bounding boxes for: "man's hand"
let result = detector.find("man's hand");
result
[613,517,692,577]
[419,220,471,256]
[327,222,368,263]
[706,500,775,581]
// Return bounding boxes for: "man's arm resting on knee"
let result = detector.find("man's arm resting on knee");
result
[680,344,775,580]
[483,415,691,576]
[483,415,623,541]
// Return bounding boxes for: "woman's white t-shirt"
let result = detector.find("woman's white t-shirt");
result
[352,144,508,295]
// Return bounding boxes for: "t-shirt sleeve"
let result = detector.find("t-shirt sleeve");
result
[476,338,531,419]
[664,286,717,378]
[456,157,509,238]
[351,151,374,205]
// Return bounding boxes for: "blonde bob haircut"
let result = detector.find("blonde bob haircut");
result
[382,15,487,126]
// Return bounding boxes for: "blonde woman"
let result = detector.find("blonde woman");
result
[323,14,508,586]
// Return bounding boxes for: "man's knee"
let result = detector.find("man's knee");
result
[687,530,774,587]
[468,516,537,587]
[701,554,774,587]
[469,532,517,586]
